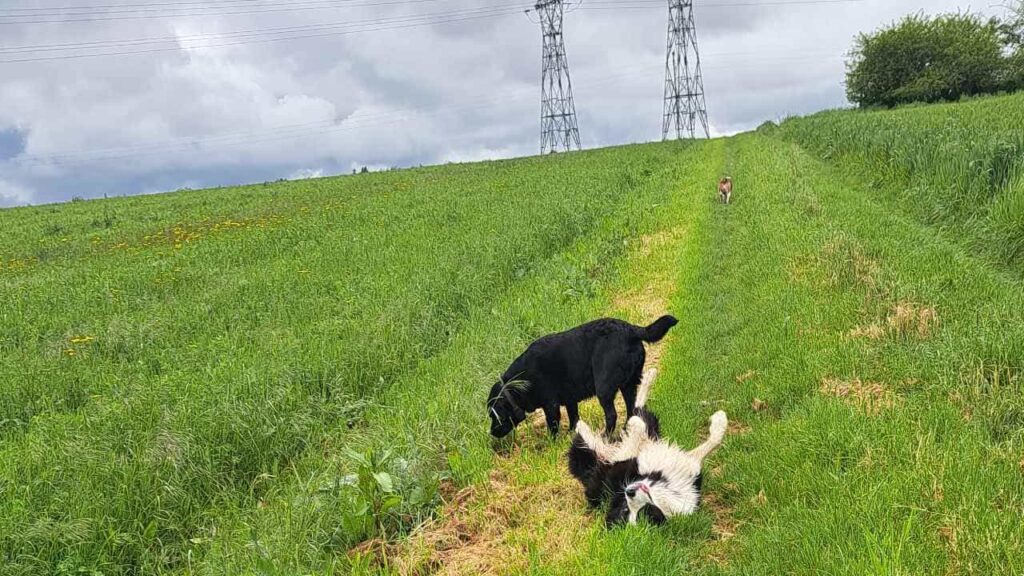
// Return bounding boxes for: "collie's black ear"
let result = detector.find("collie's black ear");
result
[605,494,630,528]
[639,504,667,525]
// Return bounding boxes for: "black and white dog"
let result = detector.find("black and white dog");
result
[568,369,728,527]
[486,315,678,438]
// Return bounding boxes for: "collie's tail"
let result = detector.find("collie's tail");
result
[631,367,662,440]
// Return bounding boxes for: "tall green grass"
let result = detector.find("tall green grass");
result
[5,93,1024,575]
[0,145,692,575]
[777,92,1024,273]
[526,131,1024,576]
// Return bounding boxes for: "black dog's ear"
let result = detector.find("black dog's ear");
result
[486,381,503,406]
[511,404,526,422]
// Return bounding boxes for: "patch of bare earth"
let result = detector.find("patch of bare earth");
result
[727,421,751,436]
[819,377,899,415]
[372,226,690,574]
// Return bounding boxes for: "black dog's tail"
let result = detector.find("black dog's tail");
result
[632,315,678,343]
[567,433,598,482]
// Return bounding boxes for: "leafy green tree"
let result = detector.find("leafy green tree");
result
[1002,1,1024,90]
[846,13,1008,107]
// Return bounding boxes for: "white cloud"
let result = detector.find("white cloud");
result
[0,0,1009,204]
[289,167,325,180]
[0,179,34,207]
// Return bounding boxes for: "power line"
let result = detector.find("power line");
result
[0,0,865,24]
[581,0,862,8]
[0,6,528,63]
[0,0,514,24]
[0,0,396,11]
[0,3,525,53]
[0,0,866,61]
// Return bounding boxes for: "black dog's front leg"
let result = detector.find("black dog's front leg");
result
[566,402,579,432]
[542,403,561,437]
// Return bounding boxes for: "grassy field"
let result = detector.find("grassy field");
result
[2,94,1024,575]
[776,92,1024,274]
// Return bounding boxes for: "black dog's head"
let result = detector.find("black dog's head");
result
[487,381,527,438]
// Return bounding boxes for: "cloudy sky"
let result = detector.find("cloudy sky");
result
[0,0,1008,206]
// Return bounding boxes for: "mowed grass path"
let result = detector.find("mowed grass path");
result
[659,134,1024,574]
[366,131,1024,575]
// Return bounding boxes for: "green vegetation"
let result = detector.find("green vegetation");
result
[846,11,1022,108]
[778,92,1024,273]
[3,93,1024,575]
[0,142,698,574]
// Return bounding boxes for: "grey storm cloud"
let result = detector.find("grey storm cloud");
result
[0,0,1008,206]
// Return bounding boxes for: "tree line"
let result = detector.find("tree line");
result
[847,3,1024,108]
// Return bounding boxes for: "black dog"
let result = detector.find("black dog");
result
[486,315,678,438]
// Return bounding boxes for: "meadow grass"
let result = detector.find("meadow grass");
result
[0,144,695,574]
[363,128,1023,576]
[777,92,1024,274]
[648,133,1024,574]
[3,95,1024,576]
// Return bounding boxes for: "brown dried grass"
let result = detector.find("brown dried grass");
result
[372,462,590,575]
[819,377,899,415]
[735,370,757,384]
[886,301,939,338]
[847,301,939,341]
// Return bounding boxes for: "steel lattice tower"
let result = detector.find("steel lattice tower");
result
[535,0,581,154]
[662,0,709,140]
